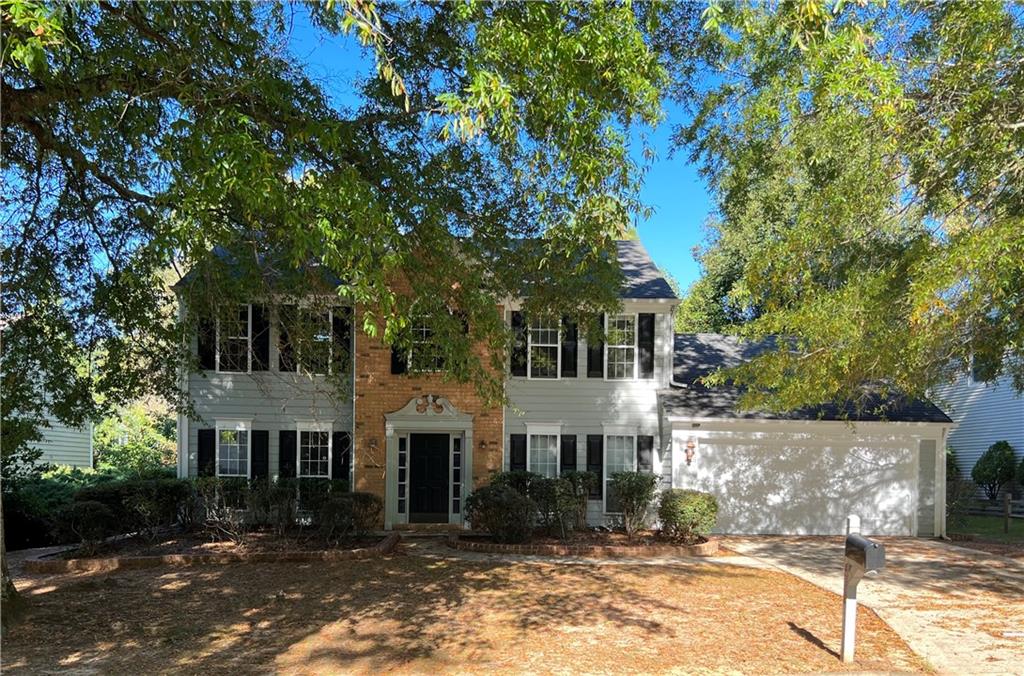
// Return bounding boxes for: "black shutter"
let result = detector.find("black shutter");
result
[510,434,527,471]
[252,304,270,371]
[390,346,408,374]
[198,317,216,370]
[638,313,655,379]
[560,435,577,473]
[278,304,296,372]
[332,431,352,487]
[586,435,603,498]
[251,430,269,480]
[278,430,297,478]
[197,428,215,476]
[586,314,604,378]
[637,435,654,473]
[560,316,578,378]
[510,311,527,376]
[332,307,352,371]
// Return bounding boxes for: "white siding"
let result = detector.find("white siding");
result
[505,302,674,525]
[32,415,92,468]
[669,421,947,536]
[184,312,353,478]
[931,374,1024,477]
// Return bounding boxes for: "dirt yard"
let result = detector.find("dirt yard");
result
[2,545,926,674]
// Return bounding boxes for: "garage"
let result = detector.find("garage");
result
[661,334,954,536]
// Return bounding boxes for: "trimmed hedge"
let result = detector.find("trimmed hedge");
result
[658,489,718,544]
[464,484,536,544]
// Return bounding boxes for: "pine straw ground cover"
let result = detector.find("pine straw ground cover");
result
[2,548,926,675]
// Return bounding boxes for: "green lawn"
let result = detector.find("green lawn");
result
[950,515,1024,543]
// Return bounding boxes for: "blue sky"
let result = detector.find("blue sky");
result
[287,13,712,291]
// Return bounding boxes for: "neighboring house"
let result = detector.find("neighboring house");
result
[32,413,93,468]
[931,371,1024,486]
[177,239,953,536]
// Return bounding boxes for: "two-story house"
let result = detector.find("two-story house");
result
[177,239,955,536]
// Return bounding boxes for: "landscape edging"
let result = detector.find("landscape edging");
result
[447,533,719,558]
[23,531,401,574]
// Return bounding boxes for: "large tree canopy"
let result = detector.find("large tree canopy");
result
[1,0,675,454]
[675,0,1024,411]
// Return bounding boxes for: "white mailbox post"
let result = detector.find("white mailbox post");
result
[841,514,885,663]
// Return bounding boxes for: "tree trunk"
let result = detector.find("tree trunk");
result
[1,493,24,630]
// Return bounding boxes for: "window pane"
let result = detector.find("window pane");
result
[219,306,250,372]
[302,311,332,375]
[605,435,634,513]
[217,428,248,476]
[529,434,558,478]
[605,315,635,380]
[299,430,330,478]
[530,345,559,378]
[410,318,444,372]
[607,346,635,380]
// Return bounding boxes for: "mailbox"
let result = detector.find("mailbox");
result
[844,534,885,575]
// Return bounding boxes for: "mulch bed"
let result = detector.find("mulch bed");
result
[451,529,720,557]
[3,551,927,674]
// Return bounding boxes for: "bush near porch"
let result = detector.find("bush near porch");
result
[465,471,718,546]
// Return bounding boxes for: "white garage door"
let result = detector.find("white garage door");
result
[671,424,930,536]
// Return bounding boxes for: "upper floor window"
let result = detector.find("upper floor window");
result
[279,306,346,376]
[218,305,251,373]
[605,314,637,380]
[216,421,250,477]
[409,317,445,373]
[528,317,560,379]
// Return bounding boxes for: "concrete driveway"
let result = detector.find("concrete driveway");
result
[723,536,1024,675]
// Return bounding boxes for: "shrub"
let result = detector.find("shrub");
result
[297,478,348,513]
[349,491,383,536]
[658,489,718,544]
[490,470,545,498]
[268,478,298,535]
[530,477,580,540]
[608,471,659,541]
[74,477,191,536]
[317,495,354,543]
[465,484,536,544]
[193,477,248,544]
[945,447,961,480]
[1019,454,1024,488]
[560,471,598,530]
[55,500,117,555]
[971,441,1017,500]
[946,479,977,531]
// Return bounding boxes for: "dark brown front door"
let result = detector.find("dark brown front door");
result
[409,433,449,523]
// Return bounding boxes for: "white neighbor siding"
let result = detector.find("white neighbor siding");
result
[669,421,948,536]
[505,301,675,525]
[931,374,1024,478]
[32,414,93,468]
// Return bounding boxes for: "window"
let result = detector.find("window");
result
[528,317,560,379]
[605,314,637,380]
[216,421,250,477]
[217,305,251,372]
[409,317,444,372]
[298,424,331,478]
[604,434,636,513]
[528,434,559,478]
[280,307,333,375]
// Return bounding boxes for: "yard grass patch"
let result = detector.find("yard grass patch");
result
[2,551,926,674]
[949,515,1024,544]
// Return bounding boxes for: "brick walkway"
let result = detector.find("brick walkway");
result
[722,536,1024,675]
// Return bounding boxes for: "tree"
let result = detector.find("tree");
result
[972,441,1017,501]
[1,0,672,615]
[672,1,1024,412]
[93,401,176,477]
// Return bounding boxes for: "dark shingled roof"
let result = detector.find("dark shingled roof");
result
[615,240,677,300]
[660,333,952,423]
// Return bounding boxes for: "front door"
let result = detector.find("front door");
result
[409,433,449,523]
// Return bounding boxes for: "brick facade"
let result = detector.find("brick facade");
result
[351,306,505,510]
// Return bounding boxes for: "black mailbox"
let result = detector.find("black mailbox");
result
[845,533,885,573]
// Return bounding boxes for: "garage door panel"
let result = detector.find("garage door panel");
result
[675,434,916,535]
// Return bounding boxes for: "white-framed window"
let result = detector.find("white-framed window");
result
[528,316,560,379]
[215,420,251,477]
[217,305,251,373]
[298,422,332,478]
[528,433,559,478]
[604,433,637,514]
[280,306,334,376]
[605,313,637,381]
[409,316,444,373]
